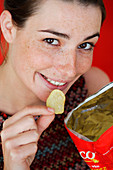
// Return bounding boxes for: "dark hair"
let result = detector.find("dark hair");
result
[4,0,42,28]
[76,0,106,24]
[3,0,106,28]
[0,0,106,62]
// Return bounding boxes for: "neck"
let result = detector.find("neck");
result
[0,63,44,115]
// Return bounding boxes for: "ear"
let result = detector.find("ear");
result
[0,10,17,43]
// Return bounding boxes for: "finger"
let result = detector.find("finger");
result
[1,115,38,141]
[9,142,37,163]
[3,130,39,150]
[36,114,55,135]
[3,105,54,129]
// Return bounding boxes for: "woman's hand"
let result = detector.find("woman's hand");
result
[1,106,55,170]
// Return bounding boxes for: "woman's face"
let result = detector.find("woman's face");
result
[7,0,102,102]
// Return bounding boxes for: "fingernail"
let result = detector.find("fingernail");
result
[47,107,54,113]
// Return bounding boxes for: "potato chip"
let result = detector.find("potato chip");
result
[46,89,65,114]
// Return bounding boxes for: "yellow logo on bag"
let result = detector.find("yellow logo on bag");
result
[91,167,107,170]
[92,159,99,163]
[86,158,99,163]
[80,151,108,170]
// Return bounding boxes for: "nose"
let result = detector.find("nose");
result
[54,48,77,79]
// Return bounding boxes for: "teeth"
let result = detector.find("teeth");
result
[41,74,66,86]
[47,78,66,86]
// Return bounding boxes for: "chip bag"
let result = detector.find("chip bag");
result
[64,82,113,170]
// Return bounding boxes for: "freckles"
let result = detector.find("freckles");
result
[76,56,92,74]
[18,42,35,71]
[23,40,53,70]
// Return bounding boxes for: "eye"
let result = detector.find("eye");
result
[78,42,95,50]
[44,38,59,46]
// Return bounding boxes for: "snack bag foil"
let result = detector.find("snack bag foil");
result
[64,82,113,170]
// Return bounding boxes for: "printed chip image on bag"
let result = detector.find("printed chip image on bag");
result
[64,82,113,170]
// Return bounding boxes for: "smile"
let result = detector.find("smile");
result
[41,74,66,86]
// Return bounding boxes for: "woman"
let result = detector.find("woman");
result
[0,0,110,169]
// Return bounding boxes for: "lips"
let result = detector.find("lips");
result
[41,74,67,86]
[35,72,71,91]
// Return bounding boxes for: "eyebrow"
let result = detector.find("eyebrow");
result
[38,29,100,41]
[38,29,70,39]
[84,33,100,41]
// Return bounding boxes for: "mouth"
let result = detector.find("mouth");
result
[41,74,67,86]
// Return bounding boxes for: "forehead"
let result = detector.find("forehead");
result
[25,0,102,38]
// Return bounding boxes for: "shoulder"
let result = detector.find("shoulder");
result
[83,67,110,96]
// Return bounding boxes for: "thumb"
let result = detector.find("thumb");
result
[36,114,55,135]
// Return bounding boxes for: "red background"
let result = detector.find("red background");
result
[93,0,113,81]
[0,0,113,80]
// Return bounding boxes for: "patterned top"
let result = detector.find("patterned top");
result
[0,76,90,170]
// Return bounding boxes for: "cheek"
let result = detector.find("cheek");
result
[76,54,93,74]
[25,40,53,70]
[15,40,53,73]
